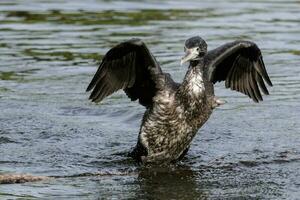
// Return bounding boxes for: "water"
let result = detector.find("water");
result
[0,0,299,199]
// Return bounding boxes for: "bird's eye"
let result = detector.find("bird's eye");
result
[196,47,200,51]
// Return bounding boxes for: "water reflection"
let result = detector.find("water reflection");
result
[136,165,208,200]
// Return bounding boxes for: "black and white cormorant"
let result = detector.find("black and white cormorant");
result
[86,36,272,165]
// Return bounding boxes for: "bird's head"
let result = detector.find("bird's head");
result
[181,36,207,65]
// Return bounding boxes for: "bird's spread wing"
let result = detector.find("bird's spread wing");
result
[86,38,162,107]
[205,40,273,102]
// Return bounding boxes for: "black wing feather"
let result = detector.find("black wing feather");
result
[205,40,272,102]
[86,38,162,107]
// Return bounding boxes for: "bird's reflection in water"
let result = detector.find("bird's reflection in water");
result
[135,164,208,200]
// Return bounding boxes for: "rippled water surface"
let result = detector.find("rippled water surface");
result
[0,0,300,199]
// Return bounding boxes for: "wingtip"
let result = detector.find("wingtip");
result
[264,89,270,95]
[88,96,97,103]
[264,76,273,87]
[258,57,273,87]
[90,97,102,104]
[268,80,273,87]
[257,95,263,102]
[85,84,93,92]
[252,96,263,103]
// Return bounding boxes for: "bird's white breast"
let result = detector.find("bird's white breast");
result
[188,71,205,97]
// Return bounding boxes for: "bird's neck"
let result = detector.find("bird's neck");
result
[176,62,209,120]
[187,65,205,96]
[178,61,206,102]
[190,59,201,67]
[187,59,205,82]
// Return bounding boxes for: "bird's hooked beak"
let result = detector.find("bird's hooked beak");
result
[180,47,199,65]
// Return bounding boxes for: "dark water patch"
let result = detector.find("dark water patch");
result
[22,49,102,62]
[0,1,17,5]
[137,166,208,200]
[290,50,300,56]
[0,43,8,48]
[0,192,37,199]
[269,49,300,56]
[238,153,300,168]
[2,8,270,27]
[51,169,139,179]
[0,69,39,81]
[110,32,156,37]
[4,9,208,26]
[0,71,24,81]
[0,136,17,144]
[59,106,101,116]
[0,161,29,165]
[58,105,133,117]
[0,87,10,93]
